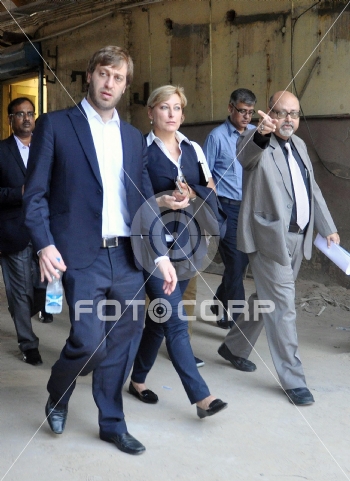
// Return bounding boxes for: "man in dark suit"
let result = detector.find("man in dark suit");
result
[0,97,52,367]
[23,46,176,455]
[218,91,339,405]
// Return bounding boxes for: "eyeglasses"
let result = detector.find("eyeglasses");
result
[271,109,300,119]
[10,111,35,119]
[231,104,255,116]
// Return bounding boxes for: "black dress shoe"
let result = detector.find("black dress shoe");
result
[218,343,256,372]
[210,304,233,328]
[128,381,158,404]
[23,348,43,366]
[39,311,54,323]
[45,396,68,434]
[285,388,315,406]
[100,432,146,455]
[216,318,234,329]
[210,303,219,316]
[197,399,228,419]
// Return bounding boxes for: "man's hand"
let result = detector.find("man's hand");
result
[257,110,278,135]
[157,258,177,295]
[326,232,340,248]
[38,245,67,282]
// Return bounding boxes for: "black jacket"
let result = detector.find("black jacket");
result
[0,134,30,255]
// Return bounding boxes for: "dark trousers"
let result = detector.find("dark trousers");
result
[47,242,145,436]
[131,275,210,404]
[0,244,44,351]
[214,202,249,322]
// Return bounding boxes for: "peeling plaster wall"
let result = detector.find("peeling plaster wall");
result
[40,12,131,117]
[37,0,350,287]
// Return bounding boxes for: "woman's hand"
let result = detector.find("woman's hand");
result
[157,258,177,295]
[157,194,189,210]
[175,180,197,201]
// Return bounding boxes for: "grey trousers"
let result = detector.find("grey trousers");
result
[0,244,44,352]
[224,232,307,390]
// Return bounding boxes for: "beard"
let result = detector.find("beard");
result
[279,122,294,138]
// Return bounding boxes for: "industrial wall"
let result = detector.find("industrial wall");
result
[37,0,350,287]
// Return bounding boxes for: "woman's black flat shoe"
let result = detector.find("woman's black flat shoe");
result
[197,399,228,419]
[128,381,159,404]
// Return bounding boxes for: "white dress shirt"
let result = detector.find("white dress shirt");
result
[147,130,212,244]
[146,130,212,180]
[14,135,30,168]
[82,98,130,237]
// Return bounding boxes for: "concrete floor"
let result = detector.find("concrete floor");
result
[1,272,350,481]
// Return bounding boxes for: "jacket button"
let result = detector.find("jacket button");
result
[95,213,100,217]
[287,204,292,209]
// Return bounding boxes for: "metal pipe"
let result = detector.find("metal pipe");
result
[147,7,152,92]
[298,56,320,100]
[209,0,213,121]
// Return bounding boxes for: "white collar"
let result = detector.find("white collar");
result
[81,97,120,126]
[146,129,191,147]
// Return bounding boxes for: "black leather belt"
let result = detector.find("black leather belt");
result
[101,237,129,248]
[288,225,305,234]
[218,196,241,205]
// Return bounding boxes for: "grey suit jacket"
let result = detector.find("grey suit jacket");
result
[236,129,337,266]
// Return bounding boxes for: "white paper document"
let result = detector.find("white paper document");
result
[314,233,350,275]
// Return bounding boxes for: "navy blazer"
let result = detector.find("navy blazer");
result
[0,135,31,255]
[23,103,162,270]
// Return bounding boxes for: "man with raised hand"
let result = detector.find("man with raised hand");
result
[219,90,339,405]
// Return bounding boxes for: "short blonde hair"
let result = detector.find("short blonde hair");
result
[147,85,187,109]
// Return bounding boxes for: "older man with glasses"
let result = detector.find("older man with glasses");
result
[203,89,258,358]
[218,90,339,405]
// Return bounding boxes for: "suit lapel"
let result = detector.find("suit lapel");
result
[6,135,26,175]
[120,120,133,192]
[291,135,311,170]
[270,134,293,199]
[67,103,103,187]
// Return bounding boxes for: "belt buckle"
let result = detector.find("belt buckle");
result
[102,237,118,248]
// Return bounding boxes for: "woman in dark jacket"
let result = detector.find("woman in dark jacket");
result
[129,85,227,419]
